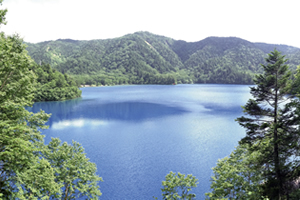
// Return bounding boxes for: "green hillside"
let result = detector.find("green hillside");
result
[26,32,300,85]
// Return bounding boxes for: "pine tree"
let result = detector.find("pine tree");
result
[236,49,300,199]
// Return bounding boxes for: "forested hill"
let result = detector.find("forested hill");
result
[26,32,300,85]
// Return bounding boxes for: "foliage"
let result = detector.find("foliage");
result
[0,2,101,198]
[0,30,51,197]
[41,138,103,200]
[159,171,198,200]
[0,32,102,199]
[0,0,6,26]
[13,157,62,199]
[31,62,81,101]
[234,50,300,199]
[291,65,300,95]
[12,138,103,200]
[206,144,265,200]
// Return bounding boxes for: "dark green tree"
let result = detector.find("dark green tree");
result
[32,62,82,102]
[236,50,300,199]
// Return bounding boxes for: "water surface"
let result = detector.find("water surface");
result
[31,84,251,199]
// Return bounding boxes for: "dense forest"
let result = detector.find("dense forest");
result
[26,31,300,85]
[31,62,81,101]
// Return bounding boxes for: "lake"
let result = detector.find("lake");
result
[30,84,251,199]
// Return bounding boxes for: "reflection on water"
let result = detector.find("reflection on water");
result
[52,119,108,130]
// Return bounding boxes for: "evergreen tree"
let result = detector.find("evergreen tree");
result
[236,50,300,199]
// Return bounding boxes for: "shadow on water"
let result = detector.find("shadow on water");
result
[29,100,189,127]
[75,101,188,121]
[202,103,244,115]
[28,98,82,121]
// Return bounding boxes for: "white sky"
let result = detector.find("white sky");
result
[1,0,300,48]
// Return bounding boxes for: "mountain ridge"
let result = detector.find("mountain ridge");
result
[25,31,300,85]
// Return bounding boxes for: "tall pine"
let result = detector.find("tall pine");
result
[236,49,300,199]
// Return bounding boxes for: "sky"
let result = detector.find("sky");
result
[1,0,300,48]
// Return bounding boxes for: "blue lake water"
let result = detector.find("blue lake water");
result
[30,84,251,199]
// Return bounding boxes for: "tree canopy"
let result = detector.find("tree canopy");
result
[0,2,101,198]
[206,144,265,199]
[32,62,81,102]
[157,171,198,200]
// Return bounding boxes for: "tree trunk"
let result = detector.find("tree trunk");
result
[274,72,283,199]
[64,183,69,200]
